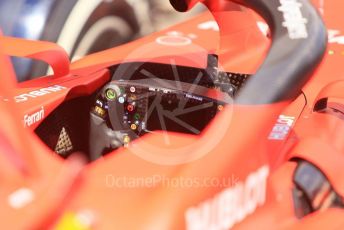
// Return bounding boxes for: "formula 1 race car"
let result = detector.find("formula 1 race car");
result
[0,0,343,229]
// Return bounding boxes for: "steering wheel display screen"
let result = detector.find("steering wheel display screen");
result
[93,79,230,136]
[146,91,219,134]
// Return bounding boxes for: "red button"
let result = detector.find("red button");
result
[127,104,135,112]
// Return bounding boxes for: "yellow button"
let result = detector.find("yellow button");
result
[130,124,137,130]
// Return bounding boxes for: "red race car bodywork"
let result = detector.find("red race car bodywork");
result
[0,0,343,229]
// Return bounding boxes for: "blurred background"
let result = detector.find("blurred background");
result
[0,0,204,81]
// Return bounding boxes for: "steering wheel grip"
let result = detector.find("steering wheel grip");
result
[170,0,327,104]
